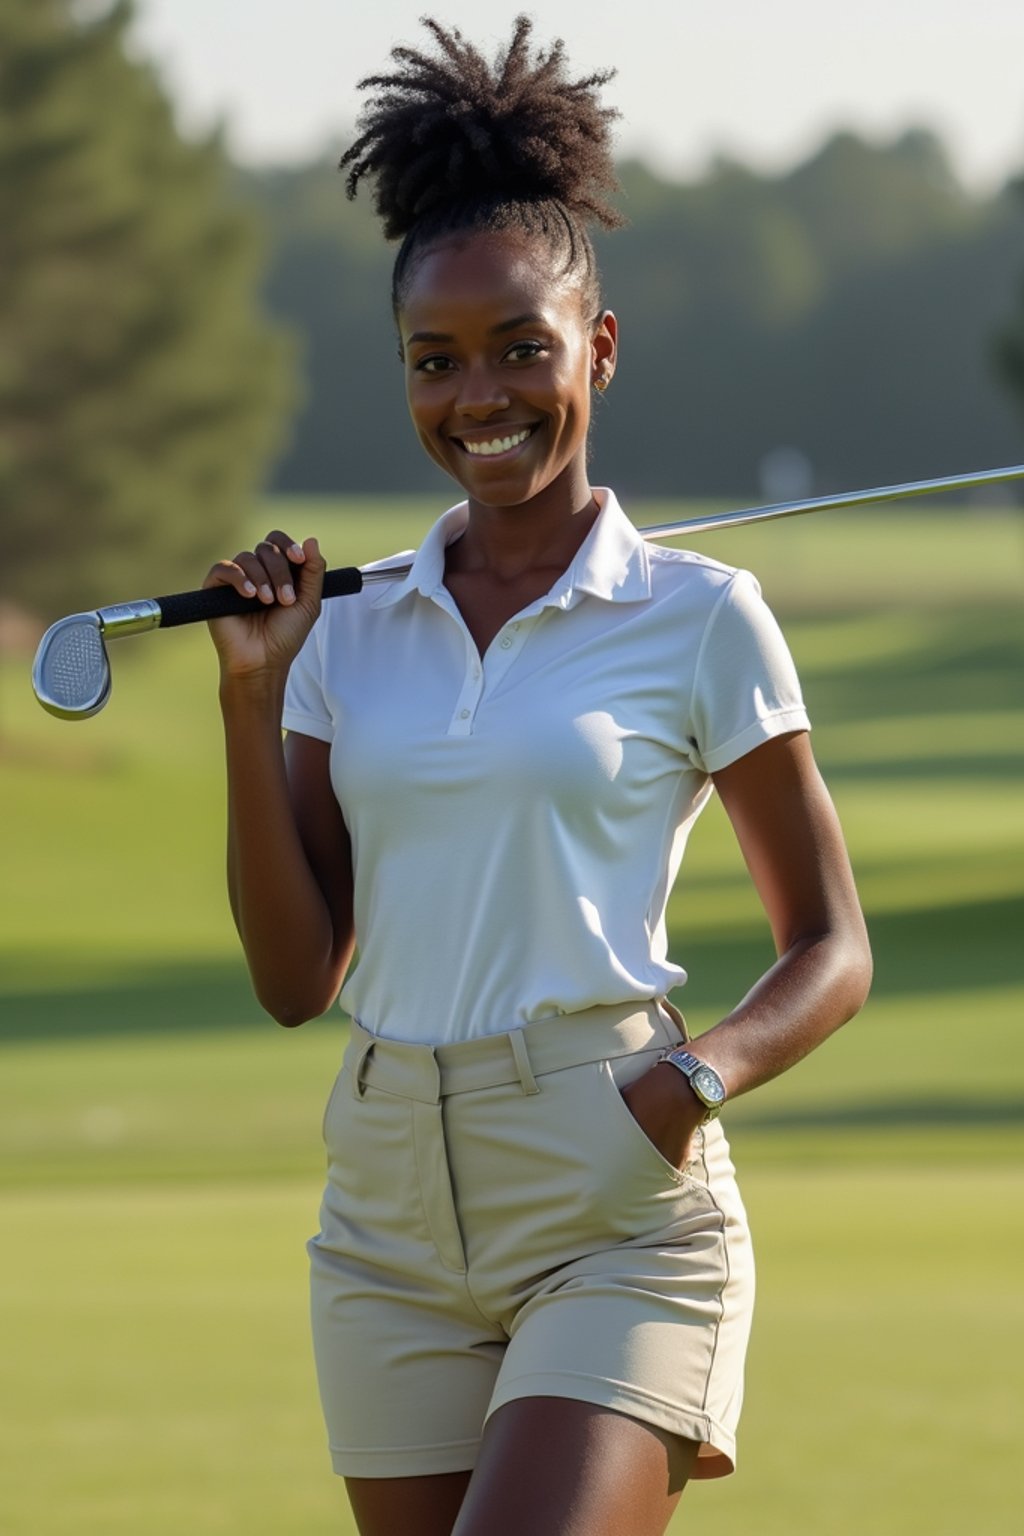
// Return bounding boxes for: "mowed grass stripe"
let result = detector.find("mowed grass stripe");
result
[1,1170,1020,1536]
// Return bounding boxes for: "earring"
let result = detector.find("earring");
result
[593,374,609,392]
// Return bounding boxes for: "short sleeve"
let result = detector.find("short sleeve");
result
[686,569,810,774]
[281,620,333,742]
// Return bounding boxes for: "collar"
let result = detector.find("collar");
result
[370,488,652,610]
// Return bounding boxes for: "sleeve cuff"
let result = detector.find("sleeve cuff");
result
[700,707,811,774]
[280,708,333,744]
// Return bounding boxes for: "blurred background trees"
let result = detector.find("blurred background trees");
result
[993,175,1024,417]
[2,0,1023,623]
[0,0,295,619]
[246,126,1024,501]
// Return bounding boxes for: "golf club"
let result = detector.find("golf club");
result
[32,460,1024,720]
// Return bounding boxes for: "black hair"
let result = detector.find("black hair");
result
[339,15,624,319]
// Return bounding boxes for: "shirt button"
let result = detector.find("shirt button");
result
[511,621,520,630]
[459,708,471,719]
[473,666,481,678]
[499,636,513,649]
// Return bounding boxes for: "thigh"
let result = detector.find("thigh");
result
[345,1470,471,1536]
[452,1397,698,1536]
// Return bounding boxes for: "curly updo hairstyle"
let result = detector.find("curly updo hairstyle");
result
[340,15,624,322]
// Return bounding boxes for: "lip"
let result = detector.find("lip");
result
[449,423,540,462]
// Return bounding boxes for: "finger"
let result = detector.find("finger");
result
[203,557,260,598]
[295,537,325,608]
[254,538,298,605]
[263,529,307,565]
[261,529,308,603]
[232,550,282,603]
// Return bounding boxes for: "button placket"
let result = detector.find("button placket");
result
[430,587,538,735]
[484,621,529,687]
[447,633,486,736]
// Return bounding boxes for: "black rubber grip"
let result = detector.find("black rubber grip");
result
[155,565,365,628]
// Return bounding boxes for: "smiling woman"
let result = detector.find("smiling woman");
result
[198,15,871,1536]
[399,235,616,586]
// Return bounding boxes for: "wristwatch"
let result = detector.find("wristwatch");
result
[658,1048,727,1122]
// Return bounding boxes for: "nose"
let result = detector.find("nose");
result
[455,362,510,419]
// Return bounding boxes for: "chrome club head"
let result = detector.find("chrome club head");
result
[31,613,112,720]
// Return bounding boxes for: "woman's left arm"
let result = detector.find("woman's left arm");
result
[696,729,872,1093]
[622,730,872,1160]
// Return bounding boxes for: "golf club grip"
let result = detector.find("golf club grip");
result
[154,565,365,628]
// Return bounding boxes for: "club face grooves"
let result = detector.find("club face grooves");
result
[32,614,111,720]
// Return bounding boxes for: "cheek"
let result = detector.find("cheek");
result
[551,364,591,440]
[405,385,451,470]
[552,339,592,421]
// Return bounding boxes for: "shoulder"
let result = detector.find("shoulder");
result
[313,544,418,637]
[644,540,759,618]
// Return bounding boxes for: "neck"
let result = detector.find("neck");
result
[452,466,599,582]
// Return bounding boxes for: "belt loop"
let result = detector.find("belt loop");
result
[426,1047,442,1105]
[508,1028,540,1096]
[351,1032,376,1099]
[658,996,691,1045]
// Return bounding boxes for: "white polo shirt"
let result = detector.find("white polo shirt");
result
[282,488,810,1044]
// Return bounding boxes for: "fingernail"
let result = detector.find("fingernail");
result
[260,584,273,602]
[288,543,304,560]
[243,580,257,595]
[281,584,295,603]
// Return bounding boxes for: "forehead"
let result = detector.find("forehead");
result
[399,231,582,337]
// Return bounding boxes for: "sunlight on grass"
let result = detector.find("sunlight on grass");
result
[3,497,1022,1535]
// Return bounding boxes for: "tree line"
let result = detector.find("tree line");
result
[245,129,1024,501]
[3,0,1023,620]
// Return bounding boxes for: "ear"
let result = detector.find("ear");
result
[591,309,618,384]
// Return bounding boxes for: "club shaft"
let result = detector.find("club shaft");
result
[633,461,1024,542]
[96,460,1024,628]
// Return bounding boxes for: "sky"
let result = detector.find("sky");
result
[121,0,1024,194]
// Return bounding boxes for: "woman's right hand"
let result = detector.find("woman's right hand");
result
[203,530,326,682]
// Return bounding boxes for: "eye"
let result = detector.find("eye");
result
[504,340,545,363]
[414,355,454,374]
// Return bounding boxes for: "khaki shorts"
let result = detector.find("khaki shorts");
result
[308,1000,755,1480]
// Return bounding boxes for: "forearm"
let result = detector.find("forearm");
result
[220,676,351,1024]
[688,919,872,1100]
[692,731,873,1101]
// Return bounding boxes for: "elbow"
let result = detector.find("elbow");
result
[273,1008,312,1029]
[836,918,874,1023]
[252,953,350,1030]
[259,991,331,1029]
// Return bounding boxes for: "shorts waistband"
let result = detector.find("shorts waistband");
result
[345,999,689,1104]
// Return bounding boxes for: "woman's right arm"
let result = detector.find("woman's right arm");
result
[205,531,356,1026]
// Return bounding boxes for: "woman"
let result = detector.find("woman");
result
[203,19,871,1536]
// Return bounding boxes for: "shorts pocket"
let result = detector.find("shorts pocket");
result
[598,1056,708,1193]
[321,1064,348,1144]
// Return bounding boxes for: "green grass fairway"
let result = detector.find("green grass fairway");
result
[2,1169,1020,1536]
[2,495,1022,1533]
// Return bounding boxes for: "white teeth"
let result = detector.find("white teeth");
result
[462,427,532,456]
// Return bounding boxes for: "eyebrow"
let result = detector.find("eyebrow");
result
[405,313,547,346]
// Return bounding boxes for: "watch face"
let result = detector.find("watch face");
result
[693,1066,726,1104]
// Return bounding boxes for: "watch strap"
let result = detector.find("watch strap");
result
[658,1047,726,1121]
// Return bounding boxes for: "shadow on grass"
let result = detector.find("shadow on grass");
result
[669,892,1023,1017]
[0,958,318,1042]
[2,892,1020,1045]
[823,758,1022,783]
[804,627,1024,726]
[728,1096,1024,1130]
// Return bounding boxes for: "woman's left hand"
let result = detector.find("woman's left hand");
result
[619,1062,708,1172]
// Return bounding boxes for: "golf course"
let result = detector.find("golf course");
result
[2,496,1022,1534]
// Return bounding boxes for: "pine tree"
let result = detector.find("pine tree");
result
[0,0,296,620]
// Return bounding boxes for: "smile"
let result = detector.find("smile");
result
[453,425,537,458]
